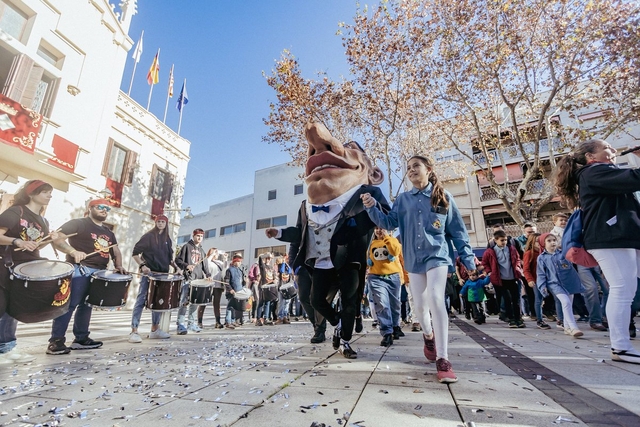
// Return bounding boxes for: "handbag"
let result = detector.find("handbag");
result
[279,283,297,299]
[234,287,252,300]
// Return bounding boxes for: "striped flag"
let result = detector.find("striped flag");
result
[168,64,174,97]
[176,80,188,112]
[146,49,160,85]
[132,30,143,63]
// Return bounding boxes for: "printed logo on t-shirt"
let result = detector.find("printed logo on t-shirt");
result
[190,251,201,265]
[91,233,112,259]
[19,218,44,242]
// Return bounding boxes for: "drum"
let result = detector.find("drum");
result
[147,273,183,311]
[8,260,74,323]
[189,279,213,305]
[86,270,132,308]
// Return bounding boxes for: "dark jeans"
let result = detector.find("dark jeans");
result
[311,265,360,342]
[470,301,485,323]
[524,283,536,317]
[50,265,96,342]
[197,287,224,324]
[494,279,521,322]
[297,267,326,334]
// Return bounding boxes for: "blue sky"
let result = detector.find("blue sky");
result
[120,1,361,215]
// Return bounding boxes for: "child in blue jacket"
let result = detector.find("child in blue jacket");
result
[536,233,585,338]
[459,271,491,324]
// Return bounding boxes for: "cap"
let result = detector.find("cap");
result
[155,215,169,222]
[232,253,243,261]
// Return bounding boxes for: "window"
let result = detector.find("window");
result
[256,215,287,229]
[36,40,64,69]
[0,1,29,41]
[254,245,286,259]
[294,184,303,195]
[149,164,174,203]
[220,222,246,236]
[102,138,137,185]
[462,214,473,231]
[177,235,190,244]
[204,229,216,238]
[268,190,277,200]
[0,51,60,117]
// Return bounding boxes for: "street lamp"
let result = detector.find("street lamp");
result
[163,207,194,219]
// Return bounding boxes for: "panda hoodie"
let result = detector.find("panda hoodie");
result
[367,234,403,276]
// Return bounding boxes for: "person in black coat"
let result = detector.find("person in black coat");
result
[266,122,390,359]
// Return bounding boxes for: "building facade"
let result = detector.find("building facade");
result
[0,1,191,278]
[177,163,306,267]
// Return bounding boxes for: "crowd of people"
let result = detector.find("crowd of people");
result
[1,131,639,381]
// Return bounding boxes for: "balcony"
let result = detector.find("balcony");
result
[479,178,548,202]
[472,138,567,166]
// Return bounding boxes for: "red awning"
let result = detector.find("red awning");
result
[47,135,79,173]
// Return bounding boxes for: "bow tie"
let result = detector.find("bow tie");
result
[311,205,331,213]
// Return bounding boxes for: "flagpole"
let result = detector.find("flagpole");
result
[128,30,143,96]
[147,48,160,110]
[178,78,186,135]
[163,64,174,123]
[128,61,138,96]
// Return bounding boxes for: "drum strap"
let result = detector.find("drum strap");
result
[2,245,14,271]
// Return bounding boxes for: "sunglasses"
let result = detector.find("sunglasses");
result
[94,205,111,212]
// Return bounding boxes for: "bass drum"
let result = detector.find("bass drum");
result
[189,279,213,305]
[147,273,183,311]
[86,270,132,308]
[8,260,74,323]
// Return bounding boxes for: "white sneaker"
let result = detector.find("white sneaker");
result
[611,349,640,364]
[149,329,170,339]
[188,323,202,333]
[0,350,36,364]
[564,327,583,338]
[128,332,143,343]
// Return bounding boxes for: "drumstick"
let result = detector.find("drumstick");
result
[13,228,60,251]
[14,232,79,252]
[84,243,118,258]
[129,271,228,286]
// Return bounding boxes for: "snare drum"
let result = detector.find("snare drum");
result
[8,260,74,323]
[147,273,183,311]
[189,279,213,305]
[86,270,132,308]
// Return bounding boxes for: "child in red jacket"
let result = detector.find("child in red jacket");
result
[482,229,525,328]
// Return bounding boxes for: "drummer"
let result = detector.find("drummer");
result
[0,180,54,364]
[175,228,211,334]
[128,214,177,343]
[48,198,125,355]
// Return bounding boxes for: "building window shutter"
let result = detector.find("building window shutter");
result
[102,138,115,176]
[162,173,174,203]
[123,150,137,186]
[3,54,34,101]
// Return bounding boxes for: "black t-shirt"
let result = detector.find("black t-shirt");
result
[0,205,49,264]
[60,217,117,269]
[132,231,173,273]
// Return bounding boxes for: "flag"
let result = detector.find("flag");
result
[146,50,160,85]
[176,80,188,112]
[132,30,143,63]
[168,64,174,97]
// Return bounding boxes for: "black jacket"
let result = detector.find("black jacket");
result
[175,240,211,280]
[278,185,390,271]
[577,163,640,250]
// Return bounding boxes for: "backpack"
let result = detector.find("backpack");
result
[561,208,599,267]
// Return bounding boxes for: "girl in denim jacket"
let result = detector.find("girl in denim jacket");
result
[361,155,475,384]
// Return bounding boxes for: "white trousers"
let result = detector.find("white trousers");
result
[408,266,449,360]
[588,248,640,351]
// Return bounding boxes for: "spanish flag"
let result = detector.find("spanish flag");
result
[146,49,160,85]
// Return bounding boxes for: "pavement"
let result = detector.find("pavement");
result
[1,309,640,427]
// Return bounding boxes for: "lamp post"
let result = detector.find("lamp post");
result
[163,207,194,219]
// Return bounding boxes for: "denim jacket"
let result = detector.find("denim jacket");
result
[536,250,584,295]
[365,183,475,274]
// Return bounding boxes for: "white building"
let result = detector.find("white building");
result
[0,0,191,274]
[177,163,306,266]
